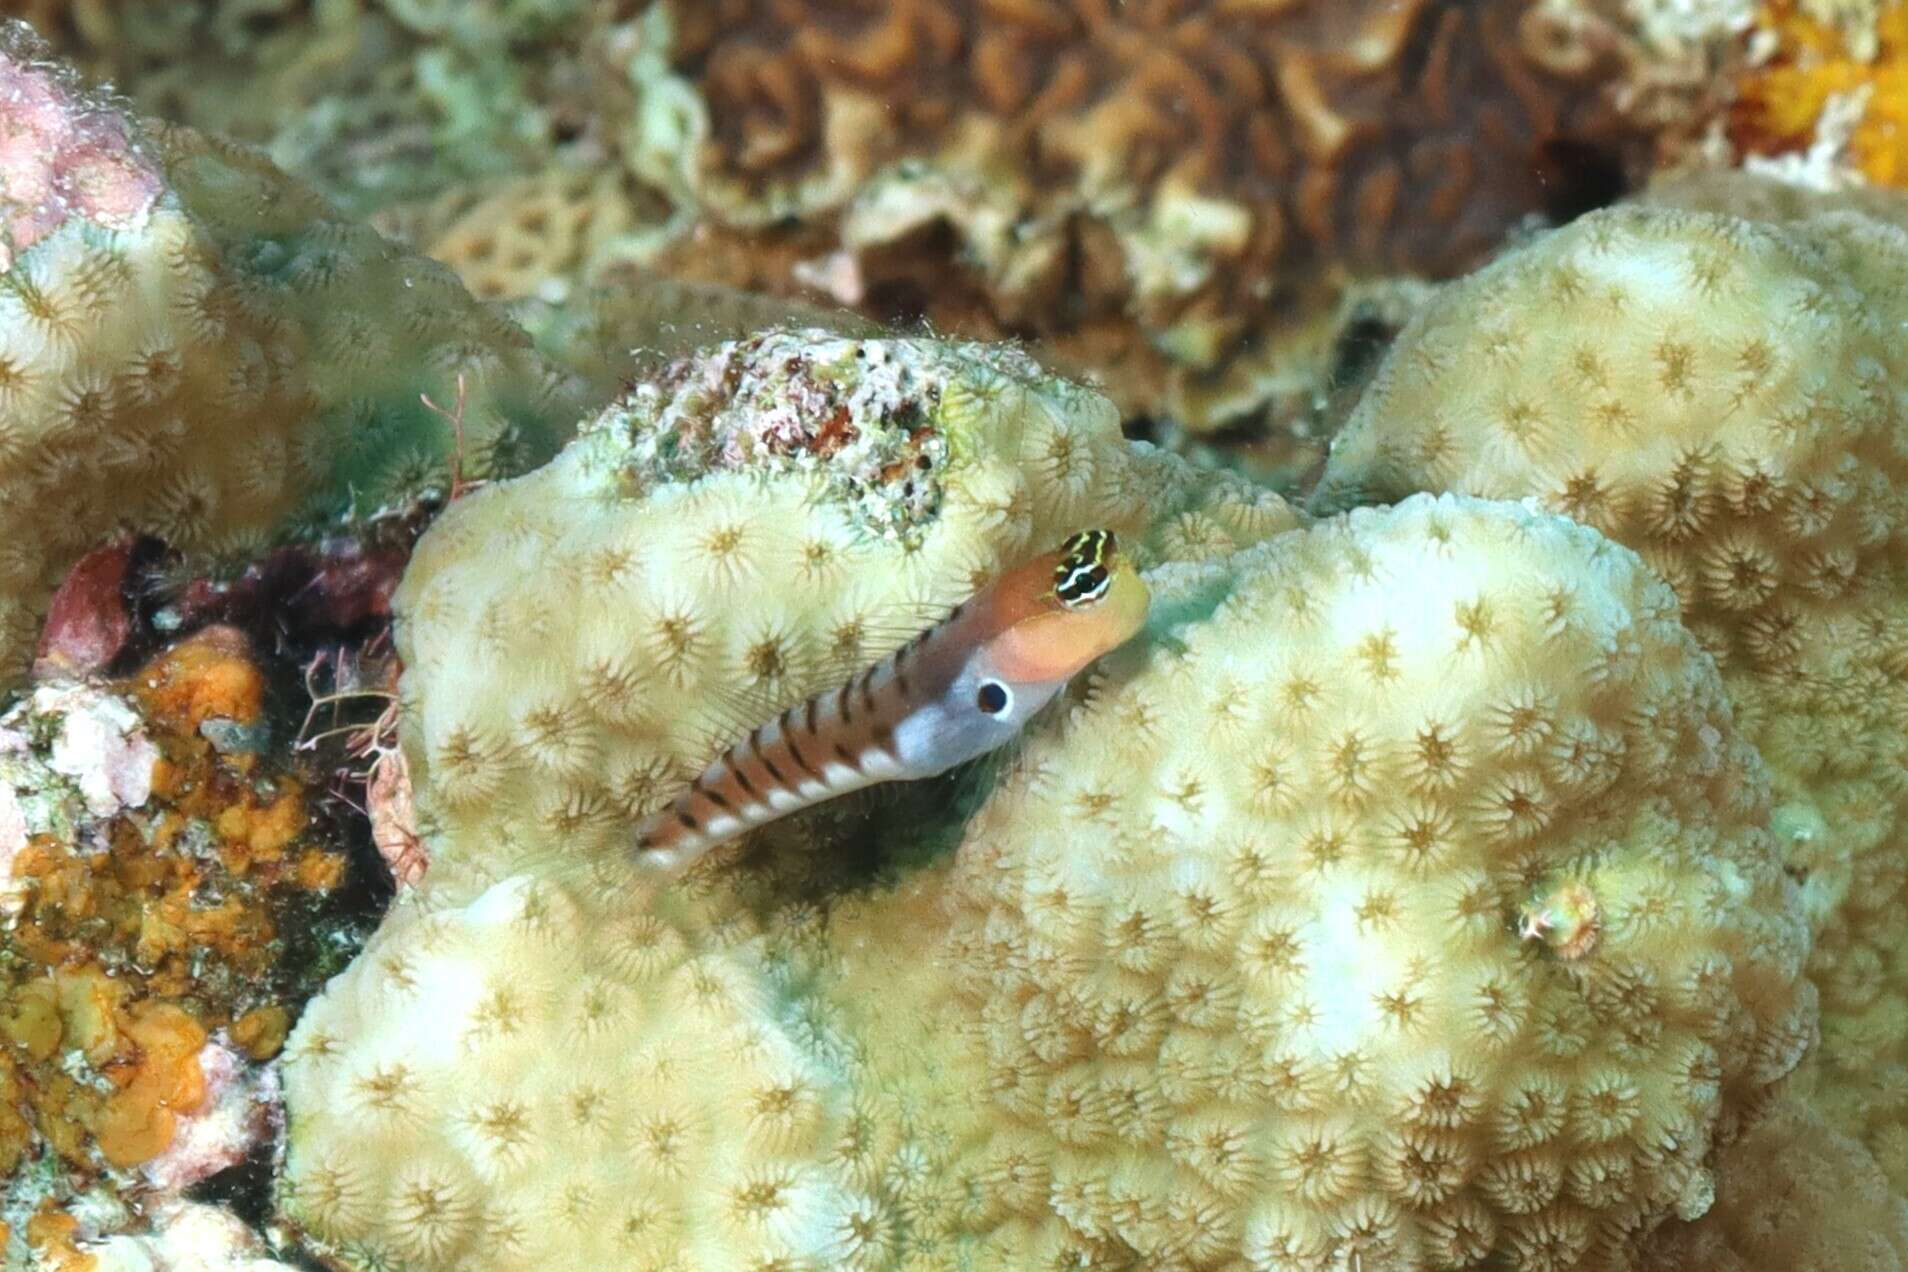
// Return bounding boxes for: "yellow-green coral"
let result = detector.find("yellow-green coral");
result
[281,323,1811,1267]
[1314,181,1908,1189]
[393,329,1288,898]
[0,20,588,688]
[927,494,1809,1267]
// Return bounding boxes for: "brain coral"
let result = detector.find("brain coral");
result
[1312,183,1908,1186]
[0,19,588,689]
[604,0,1741,430]
[281,332,1810,1269]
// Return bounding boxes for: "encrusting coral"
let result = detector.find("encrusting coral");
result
[0,626,351,1266]
[1312,179,1908,1190]
[597,0,1746,433]
[0,19,589,691]
[279,316,1811,1267]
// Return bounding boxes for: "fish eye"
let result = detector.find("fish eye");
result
[976,681,1011,716]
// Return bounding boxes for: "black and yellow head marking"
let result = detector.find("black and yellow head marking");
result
[1054,529,1117,610]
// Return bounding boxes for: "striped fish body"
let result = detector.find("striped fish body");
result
[630,531,1147,876]
[630,599,1009,873]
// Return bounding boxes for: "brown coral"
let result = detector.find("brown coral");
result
[1639,1096,1908,1271]
[613,0,1740,432]
[666,0,1641,272]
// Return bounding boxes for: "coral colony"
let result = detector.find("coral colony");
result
[9,2,1908,1270]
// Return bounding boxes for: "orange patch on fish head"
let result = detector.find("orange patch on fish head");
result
[988,552,1150,683]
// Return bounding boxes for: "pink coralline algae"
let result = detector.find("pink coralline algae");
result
[140,1036,280,1193]
[0,28,165,267]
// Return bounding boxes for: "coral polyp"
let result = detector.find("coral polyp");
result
[12,7,1908,1270]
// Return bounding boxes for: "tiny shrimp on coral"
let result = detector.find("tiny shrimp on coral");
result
[632,530,1151,875]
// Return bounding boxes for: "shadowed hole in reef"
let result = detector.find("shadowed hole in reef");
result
[725,750,1009,913]
[1328,311,1402,395]
[184,1143,341,1269]
[1532,137,1631,226]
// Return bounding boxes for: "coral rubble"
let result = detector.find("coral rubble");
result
[0,18,588,690]
[1,628,349,1266]
[1731,1,1908,188]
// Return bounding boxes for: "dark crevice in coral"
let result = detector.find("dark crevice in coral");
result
[857,221,965,328]
[1532,137,1633,227]
[121,510,431,679]
[261,649,399,1007]
[184,1137,280,1239]
[733,761,997,912]
[1393,1,1465,100]
[1185,411,1270,456]
[1327,310,1402,394]
[1122,413,1168,447]
[270,744,396,995]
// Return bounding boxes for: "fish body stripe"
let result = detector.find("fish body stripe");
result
[781,707,823,781]
[632,626,941,870]
[629,529,1135,876]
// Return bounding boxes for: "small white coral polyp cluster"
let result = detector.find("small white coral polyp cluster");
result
[280,319,1810,1269]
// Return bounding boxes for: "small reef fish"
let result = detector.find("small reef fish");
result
[632,530,1151,875]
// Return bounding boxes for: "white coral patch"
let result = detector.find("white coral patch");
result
[37,683,156,818]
